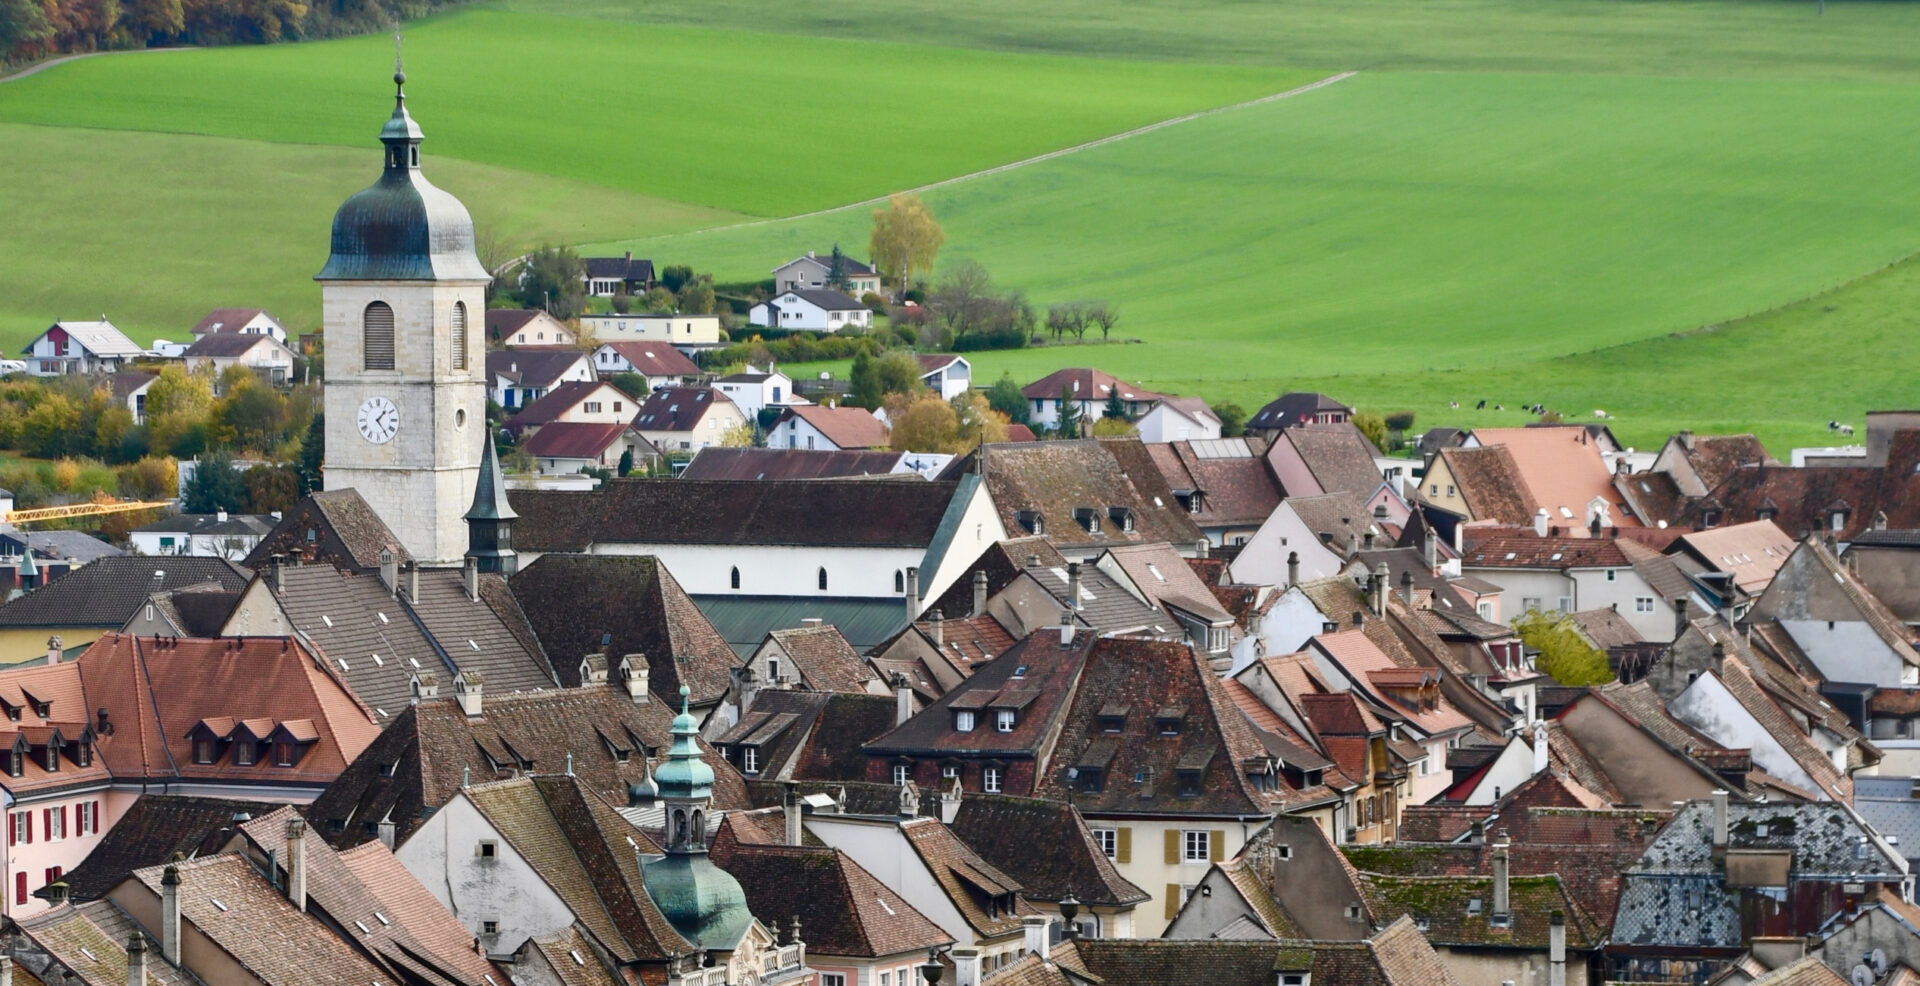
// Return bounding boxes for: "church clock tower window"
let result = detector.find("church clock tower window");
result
[451,301,469,370]
[363,302,395,370]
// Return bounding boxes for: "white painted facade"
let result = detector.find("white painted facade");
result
[195,310,288,342]
[321,279,488,567]
[397,793,581,960]
[918,358,972,401]
[808,816,1025,967]
[1227,586,1329,675]
[1459,563,1681,642]
[490,352,594,410]
[499,311,575,348]
[714,370,800,419]
[1668,673,1827,796]
[633,395,749,454]
[1228,503,1350,588]
[579,314,723,351]
[590,344,698,388]
[1776,619,1918,687]
[21,321,144,376]
[768,413,883,451]
[184,335,298,385]
[1135,404,1219,444]
[750,292,872,333]
[772,255,882,298]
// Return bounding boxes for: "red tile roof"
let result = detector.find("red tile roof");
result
[597,341,699,378]
[522,421,641,460]
[776,404,890,450]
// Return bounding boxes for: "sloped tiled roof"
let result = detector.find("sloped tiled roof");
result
[1062,924,1455,986]
[901,816,1036,938]
[30,320,143,358]
[1468,426,1636,527]
[510,553,736,699]
[1436,445,1533,525]
[1274,424,1386,497]
[764,625,876,694]
[510,478,964,552]
[976,439,1204,549]
[19,900,194,986]
[0,556,249,628]
[1680,430,1920,540]
[1245,392,1353,431]
[1357,871,1601,950]
[509,380,625,435]
[597,341,699,378]
[1568,608,1644,649]
[64,794,279,902]
[707,841,951,959]
[1019,368,1165,404]
[242,489,411,574]
[681,447,906,481]
[949,795,1149,906]
[1143,438,1281,529]
[633,386,734,434]
[181,331,286,359]
[1101,542,1234,625]
[777,404,890,450]
[1670,520,1796,594]
[336,839,509,986]
[192,306,271,335]
[522,421,640,460]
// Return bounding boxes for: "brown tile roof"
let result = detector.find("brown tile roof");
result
[306,686,747,851]
[64,794,279,902]
[1034,637,1277,815]
[765,625,877,694]
[509,380,628,435]
[192,306,270,335]
[977,439,1204,549]
[918,612,1018,669]
[510,478,966,552]
[523,421,643,460]
[1143,438,1282,529]
[78,634,378,789]
[598,341,699,378]
[1670,520,1796,594]
[1469,426,1638,527]
[707,842,952,958]
[1100,542,1234,625]
[948,795,1149,906]
[794,694,901,781]
[1436,446,1533,525]
[18,900,193,986]
[271,565,440,717]
[1356,871,1601,950]
[1018,368,1165,404]
[1462,535,1631,569]
[1567,608,1644,650]
[1678,433,1774,493]
[632,386,735,434]
[1275,424,1387,497]
[1061,926,1455,986]
[1281,492,1377,560]
[530,927,624,986]
[776,405,890,450]
[681,448,906,481]
[1683,430,1920,540]
[336,838,506,986]
[1211,855,1301,937]
[130,854,394,986]
[242,489,411,576]
[901,816,1037,938]
[1749,956,1852,986]
[868,629,1088,761]
[921,538,1068,621]
[510,554,736,699]
[109,368,157,401]
[0,556,251,629]
[528,774,692,962]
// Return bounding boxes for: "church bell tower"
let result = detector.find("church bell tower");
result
[317,64,490,566]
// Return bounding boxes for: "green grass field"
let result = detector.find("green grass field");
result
[5,0,1920,450]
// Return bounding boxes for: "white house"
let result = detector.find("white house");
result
[487,349,595,410]
[128,511,277,559]
[579,253,653,297]
[20,320,145,376]
[191,307,289,343]
[505,379,639,440]
[714,366,804,418]
[1229,494,1373,588]
[1135,397,1220,443]
[916,354,972,401]
[1459,533,1688,641]
[485,308,576,348]
[749,290,872,332]
[772,251,883,298]
[181,332,298,385]
[521,422,657,477]
[578,313,723,354]
[767,404,890,451]
[591,341,702,389]
[1019,368,1166,433]
[111,370,157,425]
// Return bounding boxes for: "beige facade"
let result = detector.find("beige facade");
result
[1082,816,1257,939]
[322,280,488,566]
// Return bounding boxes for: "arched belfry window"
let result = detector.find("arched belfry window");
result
[363,302,395,370]
[818,567,829,591]
[451,302,469,370]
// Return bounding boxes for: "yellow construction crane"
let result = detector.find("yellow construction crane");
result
[5,495,173,526]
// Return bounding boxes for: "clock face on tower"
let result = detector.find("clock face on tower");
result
[357,395,400,444]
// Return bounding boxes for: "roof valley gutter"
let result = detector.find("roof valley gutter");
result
[132,635,184,789]
[399,584,462,680]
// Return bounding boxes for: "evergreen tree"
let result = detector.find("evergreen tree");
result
[296,413,324,494]
[182,451,248,514]
[1104,388,1127,420]
[986,372,1028,425]
[826,244,852,292]
[849,348,882,409]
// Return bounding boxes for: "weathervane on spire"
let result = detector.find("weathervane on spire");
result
[392,25,406,94]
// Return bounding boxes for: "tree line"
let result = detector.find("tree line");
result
[2,0,466,69]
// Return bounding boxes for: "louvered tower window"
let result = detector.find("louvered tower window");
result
[364,302,395,370]
[451,302,469,370]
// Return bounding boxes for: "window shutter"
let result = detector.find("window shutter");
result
[1164,885,1180,919]
[363,302,396,370]
[59,805,67,837]
[7,814,13,847]
[41,809,49,840]
[1116,826,1131,864]
[14,873,23,906]
[1164,829,1179,865]
[451,302,469,370]
[1210,830,1225,862]
[23,811,31,844]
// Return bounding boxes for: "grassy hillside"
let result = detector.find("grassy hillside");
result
[0,8,1306,216]
[0,123,748,351]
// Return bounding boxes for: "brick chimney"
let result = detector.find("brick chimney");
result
[286,817,307,912]
[160,864,181,965]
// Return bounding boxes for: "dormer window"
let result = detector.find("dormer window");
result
[1156,707,1185,735]
[193,737,218,765]
[1017,510,1044,536]
[234,742,257,766]
[1077,768,1104,794]
[1108,507,1134,533]
[1098,706,1127,733]
[955,710,977,733]
[1177,769,1202,798]
[741,746,759,774]
[1073,508,1101,534]
[42,742,58,773]
[996,709,1017,732]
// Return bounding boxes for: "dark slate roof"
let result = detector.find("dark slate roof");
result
[1246,392,1353,431]
[948,795,1149,905]
[132,512,276,536]
[466,432,517,522]
[706,842,952,959]
[0,556,249,628]
[63,794,280,902]
[696,596,911,659]
[509,478,964,551]
[680,448,906,481]
[974,439,1205,549]
[242,489,411,574]
[583,256,655,282]
[1681,430,1920,540]
[867,629,1090,760]
[485,308,541,337]
[1020,563,1176,635]
[10,528,123,562]
[1018,368,1166,404]
[1613,800,1904,948]
[921,538,1068,622]
[145,583,243,637]
[307,688,748,851]
[510,554,737,701]
[316,92,488,282]
[487,349,590,391]
[633,387,733,433]
[775,289,864,311]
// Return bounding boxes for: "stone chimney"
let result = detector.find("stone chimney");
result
[1710,640,1726,677]
[1533,508,1549,537]
[1370,563,1389,616]
[952,948,982,986]
[286,817,308,912]
[46,634,61,666]
[1549,910,1566,986]
[463,556,479,602]
[380,548,397,596]
[160,864,182,965]
[940,776,962,824]
[903,567,920,621]
[1287,551,1300,587]
[929,610,944,646]
[1532,719,1549,775]
[1022,915,1049,957]
[405,561,420,603]
[1060,608,1076,647]
[620,655,650,704]
[1066,562,1083,611]
[1363,530,1375,550]
[456,670,484,718]
[377,815,396,851]
[894,673,913,726]
[972,569,989,617]
[783,783,802,847]
[580,654,610,686]
[1711,789,1729,849]
[1423,527,1437,571]
[271,553,286,592]
[1345,530,1359,557]
[1399,570,1415,608]
[127,931,149,986]
[1490,830,1511,923]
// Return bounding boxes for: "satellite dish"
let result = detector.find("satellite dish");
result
[1852,964,1874,986]
[1872,949,1889,974]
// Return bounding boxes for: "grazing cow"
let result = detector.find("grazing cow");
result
[1476,400,1487,410]
[1840,424,1855,436]
[1494,404,1505,411]
[1593,409,1610,419]
[1448,401,1459,409]
[1829,420,1841,431]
